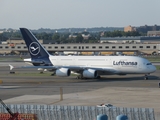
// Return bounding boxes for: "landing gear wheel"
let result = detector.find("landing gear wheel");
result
[76,75,83,79]
[144,74,148,80]
[144,77,148,80]
[96,76,101,79]
[51,72,55,76]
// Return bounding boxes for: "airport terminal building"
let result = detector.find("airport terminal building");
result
[100,36,160,44]
[1,36,160,55]
[0,42,160,55]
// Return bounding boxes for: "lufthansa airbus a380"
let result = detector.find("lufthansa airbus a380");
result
[17,28,156,80]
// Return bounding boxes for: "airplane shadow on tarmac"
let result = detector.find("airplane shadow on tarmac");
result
[75,75,160,83]
[100,75,159,81]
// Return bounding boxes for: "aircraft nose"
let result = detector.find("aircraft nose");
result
[151,65,156,73]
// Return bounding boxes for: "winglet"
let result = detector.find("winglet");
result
[9,64,14,70]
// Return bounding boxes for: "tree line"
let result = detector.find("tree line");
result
[103,30,141,37]
[0,30,144,43]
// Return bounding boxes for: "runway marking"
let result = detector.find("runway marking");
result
[0,80,3,84]
[48,100,62,105]
[140,84,151,86]
[0,86,20,89]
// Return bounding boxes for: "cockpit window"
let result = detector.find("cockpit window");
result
[147,63,152,65]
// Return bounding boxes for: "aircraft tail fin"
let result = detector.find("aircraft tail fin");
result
[20,28,53,66]
[20,28,50,59]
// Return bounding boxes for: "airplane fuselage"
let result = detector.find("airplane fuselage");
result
[49,55,156,75]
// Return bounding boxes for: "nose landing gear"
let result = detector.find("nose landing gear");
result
[144,74,149,80]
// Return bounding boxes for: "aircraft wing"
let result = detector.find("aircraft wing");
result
[9,65,119,74]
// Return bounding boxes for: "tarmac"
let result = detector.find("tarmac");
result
[0,62,160,117]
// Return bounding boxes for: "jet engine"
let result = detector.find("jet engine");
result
[56,68,71,77]
[82,69,98,78]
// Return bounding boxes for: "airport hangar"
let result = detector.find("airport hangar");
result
[1,36,160,55]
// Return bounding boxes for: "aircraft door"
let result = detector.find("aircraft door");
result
[138,61,144,70]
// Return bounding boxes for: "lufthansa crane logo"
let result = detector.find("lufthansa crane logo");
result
[29,42,40,56]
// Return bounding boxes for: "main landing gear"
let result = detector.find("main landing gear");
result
[76,75,101,79]
[51,71,55,76]
[96,76,101,79]
[76,75,82,79]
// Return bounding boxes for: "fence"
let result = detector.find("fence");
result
[0,104,155,120]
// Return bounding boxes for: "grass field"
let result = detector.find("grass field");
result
[156,65,160,70]
[143,56,160,62]
[0,56,23,61]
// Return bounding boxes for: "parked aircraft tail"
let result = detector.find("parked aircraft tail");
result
[20,28,50,59]
[20,28,52,66]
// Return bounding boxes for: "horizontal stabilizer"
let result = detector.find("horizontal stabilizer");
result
[9,64,14,70]
[27,61,45,64]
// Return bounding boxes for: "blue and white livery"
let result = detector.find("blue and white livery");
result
[19,28,156,80]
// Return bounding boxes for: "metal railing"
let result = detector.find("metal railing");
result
[0,104,155,120]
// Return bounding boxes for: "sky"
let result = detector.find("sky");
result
[1,0,160,29]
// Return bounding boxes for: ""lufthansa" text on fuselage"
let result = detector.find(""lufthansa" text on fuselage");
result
[113,61,138,66]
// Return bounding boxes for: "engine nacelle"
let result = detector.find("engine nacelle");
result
[56,68,71,77]
[83,69,98,78]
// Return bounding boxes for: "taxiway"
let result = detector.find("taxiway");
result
[0,62,160,116]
